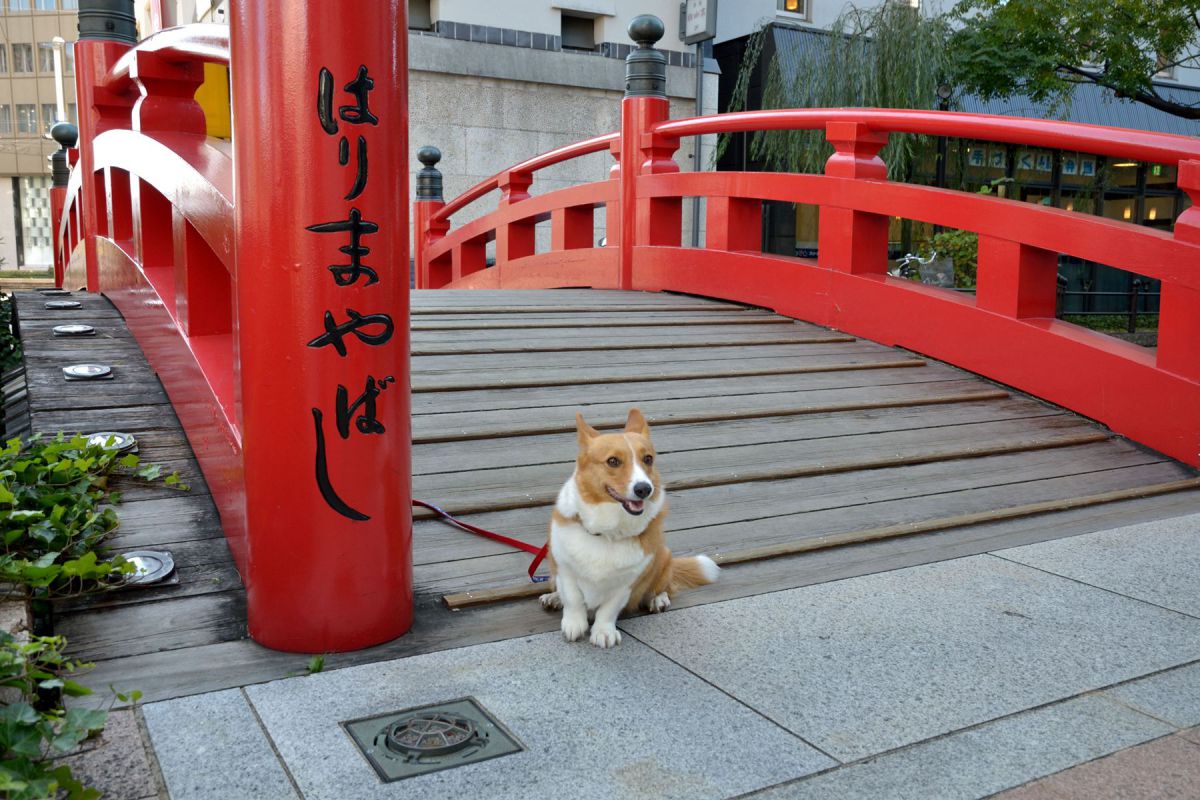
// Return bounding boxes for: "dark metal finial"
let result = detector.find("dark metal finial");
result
[624,14,667,98]
[49,122,78,187]
[51,122,78,149]
[77,0,137,44]
[628,14,665,48]
[416,146,443,202]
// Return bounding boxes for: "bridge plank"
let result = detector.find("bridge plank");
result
[410,440,1173,570]
[413,397,1070,475]
[411,378,1008,442]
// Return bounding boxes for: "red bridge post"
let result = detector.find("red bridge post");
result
[231,1,412,651]
[413,147,449,289]
[73,2,137,292]
[48,123,77,289]
[1161,161,1200,384]
[620,15,679,290]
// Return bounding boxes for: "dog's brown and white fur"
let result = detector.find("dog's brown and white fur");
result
[540,408,719,648]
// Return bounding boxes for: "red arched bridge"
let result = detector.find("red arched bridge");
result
[25,10,1199,693]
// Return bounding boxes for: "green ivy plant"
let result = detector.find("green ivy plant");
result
[0,632,106,800]
[0,434,186,600]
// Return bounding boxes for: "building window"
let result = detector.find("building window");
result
[561,13,595,51]
[11,43,33,72]
[7,0,33,11]
[67,102,75,123]
[1155,52,1177,81]
[408,0,432,30]
[777,0,810,19]
[61,0,77,7]
[0,45,7,73]
[0,106,11,135]
[33,0,54,9]
[63,41,73,73]
[16,104,37,134]
[42,103,58,130]
[18,176,53,268]
[38,42,54,73]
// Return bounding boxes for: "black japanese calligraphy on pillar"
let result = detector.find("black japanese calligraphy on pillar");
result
[308,64,393,521]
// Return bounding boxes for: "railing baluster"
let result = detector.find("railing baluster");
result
[819,121,890,276]
[976,236,1058,318]
[552,206,594,250]
[706,196,762,252]
[496,169,535,267]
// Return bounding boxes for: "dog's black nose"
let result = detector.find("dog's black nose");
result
[633,482,652,499]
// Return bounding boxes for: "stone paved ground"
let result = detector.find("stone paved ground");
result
[125,511,1200,799]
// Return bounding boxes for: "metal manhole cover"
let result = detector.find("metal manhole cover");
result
[342,697,523,783]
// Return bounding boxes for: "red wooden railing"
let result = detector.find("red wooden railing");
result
[55,5,412,653]
[414,95,1200,473]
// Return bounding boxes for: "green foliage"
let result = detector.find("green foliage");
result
[724,4,952,179]
[0,632,105,800]
[927,228,979,287]
[0,295,21,375]
[305,655,325,675]
[950,0,1200,120]
[0,434,187,600]
[1062,313,1159,333]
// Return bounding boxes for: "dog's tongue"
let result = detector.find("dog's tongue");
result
[623,498,645,515]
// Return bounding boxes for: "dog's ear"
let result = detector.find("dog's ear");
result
[624,407,650,437]
[576,412,599,448]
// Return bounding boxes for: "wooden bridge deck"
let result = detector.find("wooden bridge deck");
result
[10,289,1200,705]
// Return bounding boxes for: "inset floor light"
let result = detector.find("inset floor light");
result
[86,431,137,453]
[53,324,97,337]
[45,300,82,310]
[63,364,113,381]
[342,697,524,782]
[118,550,175,585]
[39,289,72,297]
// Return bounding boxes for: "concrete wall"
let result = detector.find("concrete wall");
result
[408,33,719,251]
[431,0,689,51]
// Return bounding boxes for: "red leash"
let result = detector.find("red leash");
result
[413,499,550,583]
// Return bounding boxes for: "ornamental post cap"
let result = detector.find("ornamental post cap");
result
[50,122,78,149]
[628,14,665,47]
[417,146,442,168]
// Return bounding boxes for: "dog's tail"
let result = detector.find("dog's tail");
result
[668,554,720,592]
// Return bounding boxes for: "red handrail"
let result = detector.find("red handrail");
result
[654,109,1200,167]
[103,24,230,93]
[431,132,618,224]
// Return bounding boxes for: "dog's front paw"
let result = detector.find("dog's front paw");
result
[589,624,621,649]
[647,591,671,613]
[561,612,588,642]
[540,591,562,611]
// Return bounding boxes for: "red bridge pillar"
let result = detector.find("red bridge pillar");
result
[231,1,412,651]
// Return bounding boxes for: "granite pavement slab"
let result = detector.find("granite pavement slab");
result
[743,694,1172,800]
[1104,661,1200,729]
[995,513,1200,617]
[620,554,1200,761]
[143,688,300,800]
[244,632,835,800]
[991,729,1200,800]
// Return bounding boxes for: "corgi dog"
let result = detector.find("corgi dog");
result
[540,408,719,648]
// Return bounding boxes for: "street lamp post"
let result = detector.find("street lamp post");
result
[51,37,67,124]
[933,83,952,235]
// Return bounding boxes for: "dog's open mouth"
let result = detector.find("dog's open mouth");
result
[606,486,645,516]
